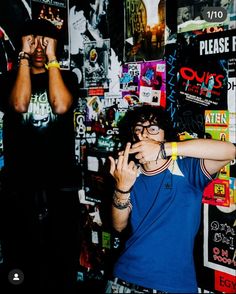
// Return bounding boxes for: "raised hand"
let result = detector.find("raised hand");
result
[129,136,161,164]
[21,34,36,55]
[109,142,138,192]
[41,37,57,60]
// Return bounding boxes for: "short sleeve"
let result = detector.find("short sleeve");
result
[177,157,213,191]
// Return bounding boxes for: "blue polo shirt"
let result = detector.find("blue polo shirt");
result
[113,157,212,293]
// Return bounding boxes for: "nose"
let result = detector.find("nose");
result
[141,127,149,138]
[36,42,43,52]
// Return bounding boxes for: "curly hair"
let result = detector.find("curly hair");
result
[118,105,179,147]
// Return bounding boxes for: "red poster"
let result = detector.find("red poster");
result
[202,178,230,207]
[215,271,236,293]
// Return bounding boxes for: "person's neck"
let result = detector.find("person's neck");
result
[31,67,47,74]
[143,158,168,171]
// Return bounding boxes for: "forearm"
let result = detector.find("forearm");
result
[165,139,235,161]
[112,190,131,232]
[112,206,130,232]
[9,61,32,112]
[48,67,73,114]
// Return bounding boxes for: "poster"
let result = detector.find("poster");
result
[203,204,236,276]
[120,62,141,92]
[215,270,236,293]
[205,110,230,180]
[139,60,166,107]
[177,31,228,110]
[68,0,123,87]
[202,178,230,207]
[203,110,231,206]
[83,39,110,88]
[31,0,70,69]
[176,29,230,136]
[124,0,165,62]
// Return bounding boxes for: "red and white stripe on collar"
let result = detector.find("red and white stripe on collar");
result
[140,158,172,176]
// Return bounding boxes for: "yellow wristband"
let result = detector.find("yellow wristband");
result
[171,142,178,160]
[45,60,60,70]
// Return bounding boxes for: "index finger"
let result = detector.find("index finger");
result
[123,142,131,166]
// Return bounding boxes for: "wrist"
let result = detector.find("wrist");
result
[171,142,178,160]
[45,59,60,70]
[112,192,132,210]
[155,141,167,162]
[18,51,30,60]
[18,60,31,68]
[47,56,57,63]
[115,186,132,194]
[18,54,31,68]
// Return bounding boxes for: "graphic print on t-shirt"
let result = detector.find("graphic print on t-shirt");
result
[22,90,56,131]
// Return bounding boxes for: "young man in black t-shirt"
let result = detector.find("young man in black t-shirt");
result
[0,19,81,293]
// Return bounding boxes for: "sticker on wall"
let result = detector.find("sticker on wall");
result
[202,178,230,207]
[215,270,236,293]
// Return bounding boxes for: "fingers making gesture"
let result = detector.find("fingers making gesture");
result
[129,137,162,164]
[109,143,138,192]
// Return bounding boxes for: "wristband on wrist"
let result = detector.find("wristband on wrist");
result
[112,192,132,210]
[18,51,30,60]
[112,201,132,210]
[160,141,167,159]
[171,142,178,160]
[18,58,30,67]
[45,60,60,70]
[156,141,166,162]
[155,148,161,163]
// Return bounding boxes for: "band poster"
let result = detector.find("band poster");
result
[31,0,70,69]
[177,31,228,110]
[83,39,110,89]
[124,0,165,62]
[203,204,236,276]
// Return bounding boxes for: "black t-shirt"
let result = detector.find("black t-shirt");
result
[0,70,79,189]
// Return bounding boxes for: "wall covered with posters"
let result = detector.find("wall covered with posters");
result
[0,0,235,292]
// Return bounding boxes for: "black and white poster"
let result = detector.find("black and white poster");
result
[204,204,236,276]
[83,39,110,89]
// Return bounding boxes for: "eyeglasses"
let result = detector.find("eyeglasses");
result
[133,124,160,135]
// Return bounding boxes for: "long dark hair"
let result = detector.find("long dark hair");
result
[118,105,179,147]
